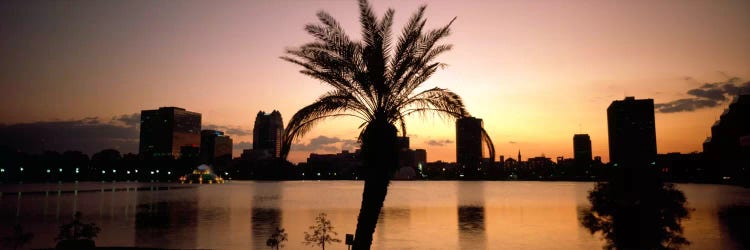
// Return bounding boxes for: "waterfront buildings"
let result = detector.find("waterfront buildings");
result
[301,150,361,179]
[456,117,484,176]
[607,97,657,167]
[139,107,201,158]
[573,134,592,166]
[252,110,284,159]
[394,137,427,180]
[200,130,233,164]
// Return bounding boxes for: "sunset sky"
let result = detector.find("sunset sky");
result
[1,0,749,163]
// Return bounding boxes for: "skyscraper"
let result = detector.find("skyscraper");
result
[456,116,483,177]
[139,107,201,158]
[573,134,592,163]
[200,130,233,164]
[252,110,284,158]
[607,97,657,167]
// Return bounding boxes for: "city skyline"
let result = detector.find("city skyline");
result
[1,1,748,250]
[1,0,750,163]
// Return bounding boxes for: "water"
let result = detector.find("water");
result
[0,181,748,249]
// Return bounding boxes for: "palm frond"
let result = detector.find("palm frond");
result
[395,18,456,97]
[480,127,496,162]
[396,87,468,120]
[280,90,370,158]
[282,0,483,163]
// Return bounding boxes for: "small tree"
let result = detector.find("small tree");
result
[303,213,341,250]
[266,227,288,250]
[56,212,101,242]
[2,224,33,250]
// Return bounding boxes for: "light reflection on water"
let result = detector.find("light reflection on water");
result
[0,181,748,249]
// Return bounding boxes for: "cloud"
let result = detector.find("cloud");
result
[655,77,750,113]
[508,141,517,144]
[112,113,140,127]
[203,124,251,136]
[292,136,358,152]
[341,139,359,150]
[425,139,453,146]
[654,98,720,113]
[234,141,253,149]
[0,116,139,155]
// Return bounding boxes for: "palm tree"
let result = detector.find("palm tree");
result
[281,0,494,249]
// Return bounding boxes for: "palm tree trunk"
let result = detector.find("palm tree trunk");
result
[353,120,398,250]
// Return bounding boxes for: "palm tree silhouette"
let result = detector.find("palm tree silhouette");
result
[281,0,493,249]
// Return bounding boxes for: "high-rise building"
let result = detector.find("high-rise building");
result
[456,117,484,177]
[607,97,657,167]
[397,137,410,152]
[139,107,201,158]
[397,136,414,169]
[252,110,284,158]
[200,130,233,164]
[573,134,593,163]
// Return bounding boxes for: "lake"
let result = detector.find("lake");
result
[1,181,748,249]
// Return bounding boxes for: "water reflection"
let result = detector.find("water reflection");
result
[457,182,486,250]
[251,182,282,248]
[135,192,198,248]
[1,181,746,249]
[580,169,691,249]
[376,207,410,249]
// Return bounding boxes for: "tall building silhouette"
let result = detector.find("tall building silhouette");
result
[200,130,233,164]
[607,97,656,167]
[573,134,592,163]
[252,110,284,158]
[456,117,484,177]
[703,94,750,181]
[139,107,201,158]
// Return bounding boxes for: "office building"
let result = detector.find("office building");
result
[457,116,484,177]
[139,107,201,158]
[607,97,657,167]
[252,110,284,158]
[200,130,233,164]
[573,134,593,164]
